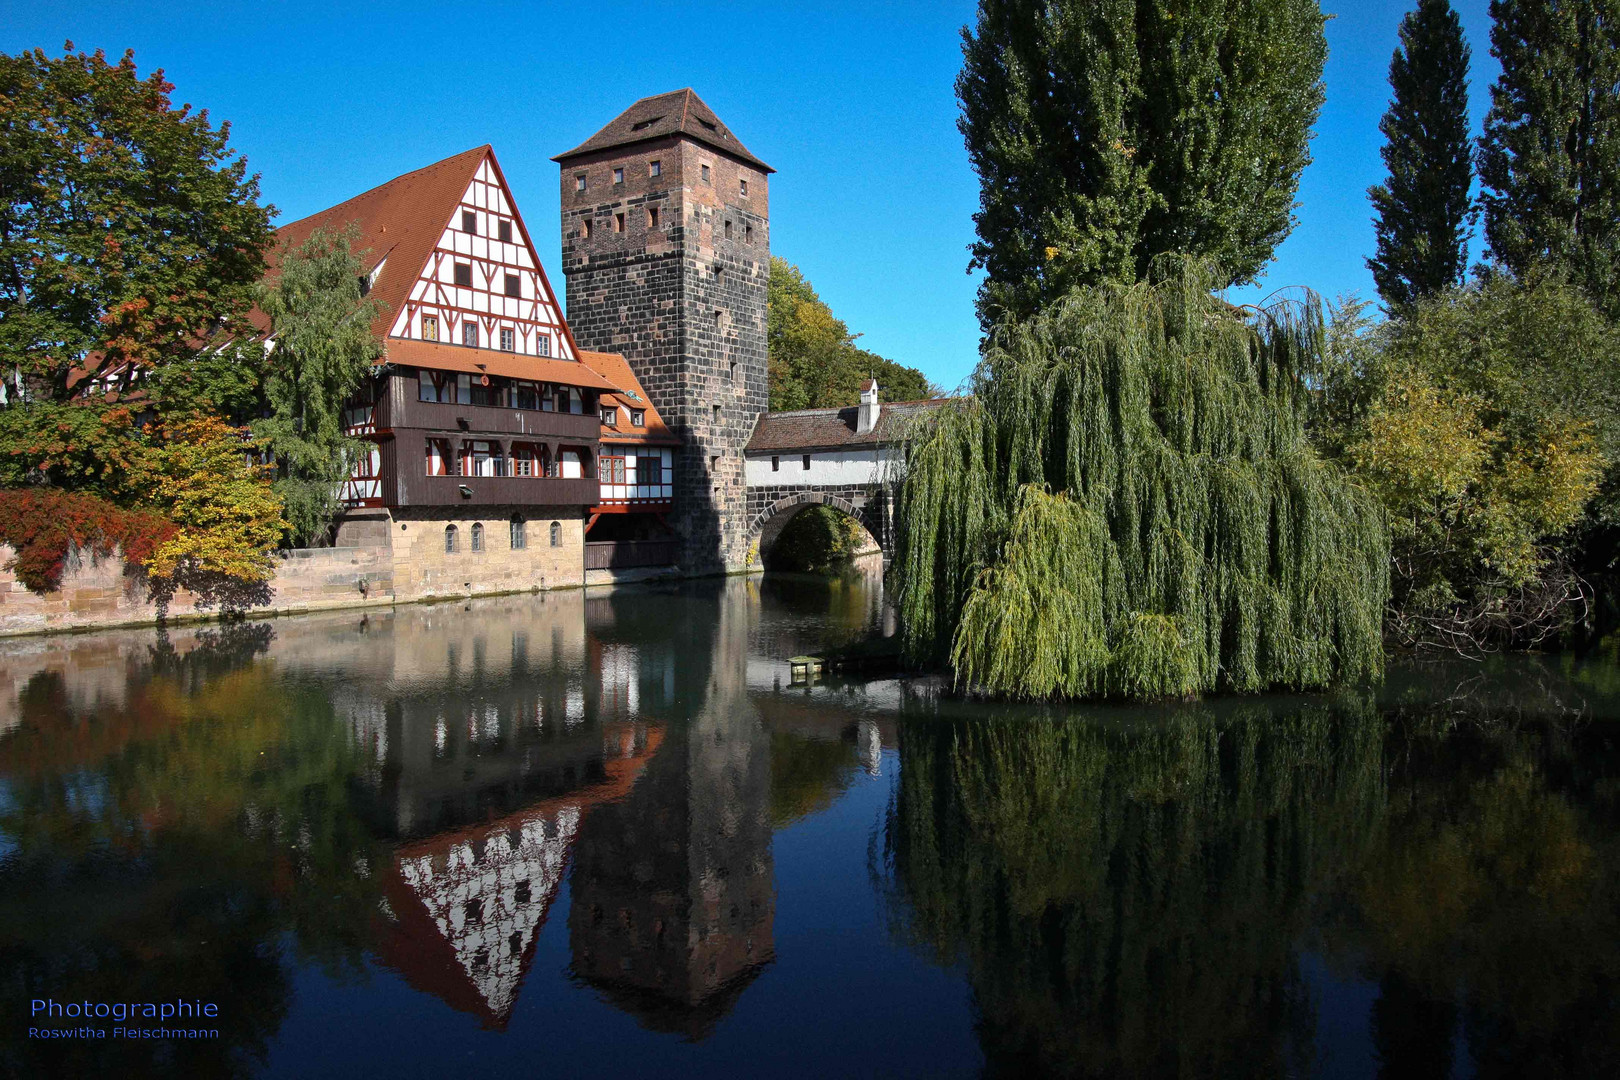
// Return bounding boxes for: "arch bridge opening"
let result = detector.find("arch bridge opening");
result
[751,493,881,573]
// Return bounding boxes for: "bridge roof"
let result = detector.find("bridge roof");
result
[745,398,959,455]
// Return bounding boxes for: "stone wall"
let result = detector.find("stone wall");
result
[386,506,586,600]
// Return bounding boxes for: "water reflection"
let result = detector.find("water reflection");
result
[0,578,1618,1077]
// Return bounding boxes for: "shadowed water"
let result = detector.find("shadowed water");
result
[2,560,1618,1078]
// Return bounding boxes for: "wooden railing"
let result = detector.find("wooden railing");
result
[585,540,678,571]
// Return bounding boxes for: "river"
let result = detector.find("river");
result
[2,560,1618,1079]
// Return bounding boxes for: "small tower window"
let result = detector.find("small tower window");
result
[649,159,661,177]
[549,521,562,547]
[648,207,660,228]
[504,273,520,298]
[614,213,625,233]
[713,404,722,424]
[701,163,711,182]
[631,409,645,427]
[612,167,624,185]
[575,174,587,192]
[471,522,484,553]
[745,224,754,243]
[422,315,439,342]
[498,220,512,243]
[445,524,459,553]
[453,262,472,287]
[462,322,478,347]
[510,515,526,550]
[730,360,738,383]
[740,178,748,196]
[724,220,733,240]
[462,210,477,234]
[582,218,593,239]
[500,328,514,351]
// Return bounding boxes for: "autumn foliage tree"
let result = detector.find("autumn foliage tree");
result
[0,44,274,400]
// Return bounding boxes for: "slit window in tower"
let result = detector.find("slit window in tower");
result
[746,224,754,243]
[648,207,660,228]
[803,454,811,470]
[740,178,748,196]
[614,213,625,233]
[701,163,711,182]
[724,220,733,240]
[582,218,593,239]
[713,404,722,425]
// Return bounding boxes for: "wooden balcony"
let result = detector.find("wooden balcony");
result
[384,395,602,441]
[397,473,600,508]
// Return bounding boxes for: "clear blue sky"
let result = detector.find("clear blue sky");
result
[3,1,1498,393]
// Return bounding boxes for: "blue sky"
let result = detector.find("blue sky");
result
[4,1,1498,392]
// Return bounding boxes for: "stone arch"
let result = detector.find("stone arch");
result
[749,491,880,569]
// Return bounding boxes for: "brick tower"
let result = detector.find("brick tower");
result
[554,90,771,573]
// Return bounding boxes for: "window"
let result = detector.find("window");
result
[498,220,512,243]
[471,522,484,552]
[575,174,586,192]
[614,212,625,233]
[510,516,526,550]
[745,224,754,243]
[511,443,537,474]
[549,521,562,547]
[600,406,617,426]
[453,262,472,287]
[638,455,663,485]
[701,164,711,182]
[647,207,660,228]
[462,322,478,347]
[419,370,455,403]
[582,218,593,239]
[730,360,738,383]
[649,159,661,177]
[421,315,439,341]
[724,220,733,240]
[500,327,514,352]
[631,409,645,427]
[604,456,626,483]
[445,525,459,553]
[771,455,779,472]
[802,454,812,470]
[514,381,539,410]
[612,167,624,185]
[426,438,452,474]
[462,210,477,234]
[740,178,748,196]
[504,273,520,298]
[536,334,551,357]
[713,404,722,424]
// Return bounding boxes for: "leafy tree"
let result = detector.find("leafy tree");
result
[0,44,273,401]
[767,257,939,410]
[254,225,382,546]
[1478,0,1620,315]
[1341,276,1618,650]
[957,0,1327,325]
[891,259,1388,700]
[1367,0,1474,308]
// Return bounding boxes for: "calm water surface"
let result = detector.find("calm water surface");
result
[3,562,1620,1079]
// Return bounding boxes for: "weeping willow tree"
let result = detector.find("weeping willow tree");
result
[891,259,1388,699]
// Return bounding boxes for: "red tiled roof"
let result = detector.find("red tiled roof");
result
[552,89,772,173]
[578,350,680,445]
[744,398,960,454]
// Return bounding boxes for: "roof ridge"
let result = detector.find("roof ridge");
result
[277,145,489,233]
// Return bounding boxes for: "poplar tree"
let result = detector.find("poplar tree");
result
[1478,0,1620,315]
[957,0,1328,326]
[1367,0,1474,309]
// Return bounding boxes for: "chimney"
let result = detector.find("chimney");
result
[857,378,880,435]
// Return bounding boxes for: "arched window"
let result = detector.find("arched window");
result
[471,522,484,553]
[510,515,527,550]
[549,521,562,547]
[444,524,458,553]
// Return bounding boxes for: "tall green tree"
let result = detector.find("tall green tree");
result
[254,226,382,546]
[957,0,1328,325]
[1367,0,1474,309]
[767,258,939,410]
[0,44,273,401]
[1478,0,1620,315]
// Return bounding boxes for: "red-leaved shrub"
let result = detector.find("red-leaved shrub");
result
[0,488,178,594]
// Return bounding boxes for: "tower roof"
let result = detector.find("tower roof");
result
[552,89,773,173]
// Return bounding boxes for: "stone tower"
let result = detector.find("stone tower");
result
[554,90,772,573]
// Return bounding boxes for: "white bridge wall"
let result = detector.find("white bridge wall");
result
[744,447,896,489]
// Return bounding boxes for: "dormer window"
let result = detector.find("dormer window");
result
[497,220,512,243]
[631,409,645,427]
[462,210,477,234]
[613,167,624,185]
[601,406,617,426]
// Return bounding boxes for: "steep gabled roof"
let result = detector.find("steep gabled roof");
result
[578,351,679,446]
[745,398,961,455]
[552,89,773,173]
[256,146,491,339]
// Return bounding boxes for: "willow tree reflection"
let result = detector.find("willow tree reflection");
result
[882,694,1385,1079]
